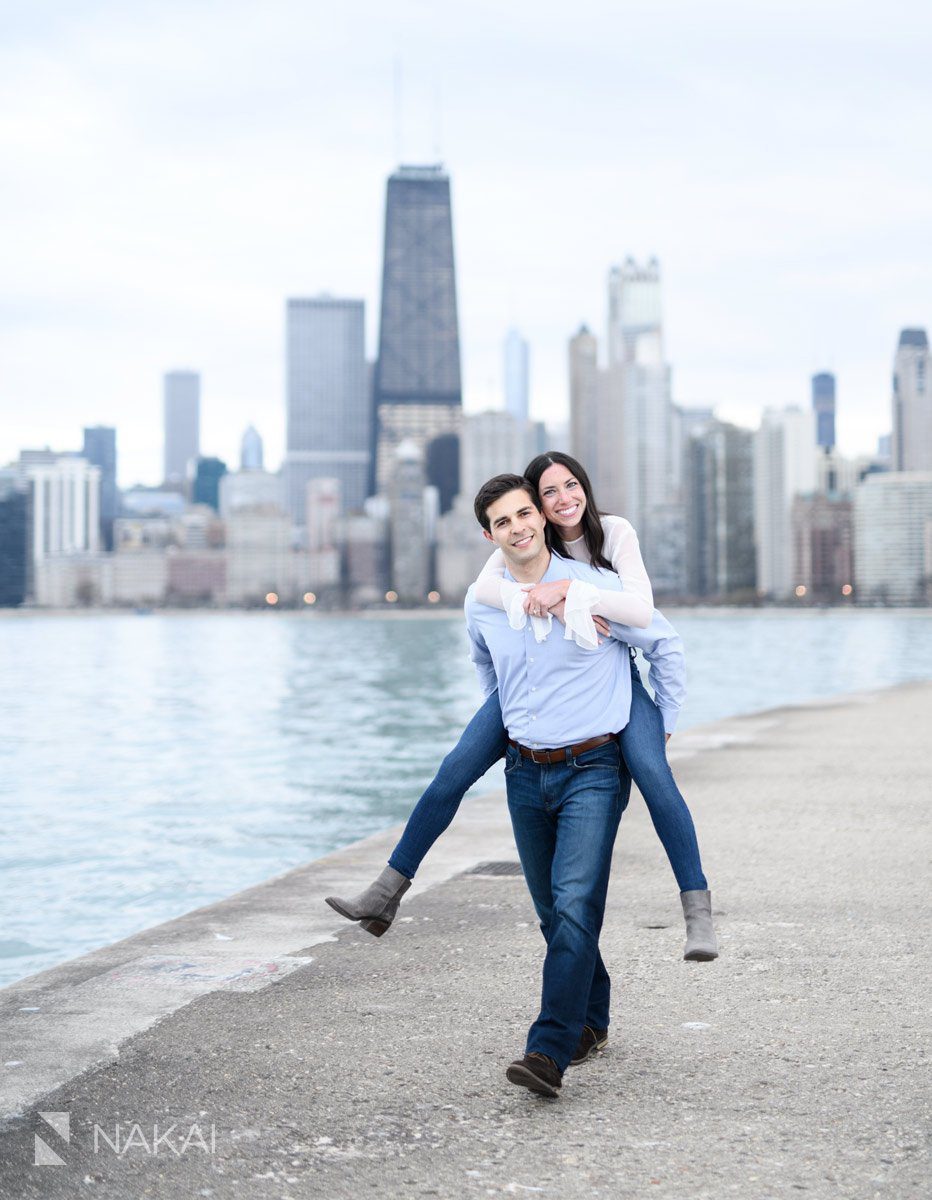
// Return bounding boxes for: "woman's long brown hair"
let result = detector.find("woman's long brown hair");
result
[523,451,613,571]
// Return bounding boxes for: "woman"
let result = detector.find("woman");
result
[326,452,718,961]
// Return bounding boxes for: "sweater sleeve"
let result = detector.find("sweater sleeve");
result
[473,547,527,611]
[585,516,654,628]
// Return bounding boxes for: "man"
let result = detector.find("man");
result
[466,474,685,1098]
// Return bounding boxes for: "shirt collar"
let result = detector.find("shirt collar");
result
[503,550,559,585]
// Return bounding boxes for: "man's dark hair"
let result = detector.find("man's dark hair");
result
[473,474,541,531]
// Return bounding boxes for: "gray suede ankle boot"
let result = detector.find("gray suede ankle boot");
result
[681,889,719,961]
[325,866,411,938]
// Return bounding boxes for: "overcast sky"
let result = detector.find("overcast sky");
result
[1,0,930,485]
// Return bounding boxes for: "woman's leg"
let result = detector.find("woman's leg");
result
[388,689,508,878]
[619,657,707,893]
[325,691,507,935]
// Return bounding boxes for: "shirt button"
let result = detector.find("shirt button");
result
[531,714,537,720]
[528,657,534,663]
[531,687,537,692]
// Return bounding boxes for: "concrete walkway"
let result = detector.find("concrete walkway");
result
[1,683,930,1198]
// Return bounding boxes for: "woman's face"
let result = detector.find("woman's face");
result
[538,463,587,537]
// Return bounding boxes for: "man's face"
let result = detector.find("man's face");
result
[483,489,547,567]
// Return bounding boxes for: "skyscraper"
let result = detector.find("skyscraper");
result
[163,371,200,488]
[892,328,931,471]
[811,372,836,452]
[284,296,370,524]
[373,165,462,510]
[684,421,756,598]
[19,453,101,562]
[82,426,118,550]
[0,474,30,606]
[389,439,429,603]
[192,456,227,512]
[504,328,530,422]
[569,325,601,481]
[460,410,543,501]
[854,473,932,603]
[606,257,682,590]
[240,425,264,471]
[753,407,818,598]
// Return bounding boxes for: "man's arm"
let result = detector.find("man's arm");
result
[607,609,686,735]
[464,593,498,698]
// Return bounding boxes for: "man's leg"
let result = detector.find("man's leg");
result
[504,745,557,931]
[581,756,630,1033]
[524,741,623,1072]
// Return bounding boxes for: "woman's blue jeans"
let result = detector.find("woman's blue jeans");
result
[388,655,707,892]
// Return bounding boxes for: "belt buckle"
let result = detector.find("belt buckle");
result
[530,747,550,765]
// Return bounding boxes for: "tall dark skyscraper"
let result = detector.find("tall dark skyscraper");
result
[811,372,836,452]
[373,165,462,510]
[82,426,118,550]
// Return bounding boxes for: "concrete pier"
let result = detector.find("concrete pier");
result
[1,683,930,1198]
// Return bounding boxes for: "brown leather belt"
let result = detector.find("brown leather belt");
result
[507,733,616,765]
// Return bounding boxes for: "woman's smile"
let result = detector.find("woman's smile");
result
[538,463,587,536]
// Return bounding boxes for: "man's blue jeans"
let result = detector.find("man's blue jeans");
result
[505,739,625,1070]
[388,655,706,892]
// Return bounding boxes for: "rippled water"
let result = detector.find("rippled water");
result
[2,608,931,988]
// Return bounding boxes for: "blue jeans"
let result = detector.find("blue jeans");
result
[389,690,509,878]
[505,739,624,1070]
[622,653,708,892]
[388,657,707,893]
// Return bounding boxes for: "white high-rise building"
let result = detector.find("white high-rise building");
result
[606,257,682,590]
[240,425,264,471]
[460,411,540,501]
[569,325,602,481]
[163,370,200,488]
[892,329,931,472]
[608,257,663,367]
[854,473,932,603]
[504,328,530,422]
[284,297,370,524]
[21,454,101,561]
[753,406,818,598]
[389,439,429,603]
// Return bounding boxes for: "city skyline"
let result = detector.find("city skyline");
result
[2,3,931,484]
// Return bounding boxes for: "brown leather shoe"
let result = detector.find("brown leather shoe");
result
[570,1026,608,1066]
[505,1052,563,1097]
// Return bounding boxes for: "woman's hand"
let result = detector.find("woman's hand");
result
[522,579,570,616]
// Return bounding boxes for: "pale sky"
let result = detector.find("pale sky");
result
[1,0,930,485]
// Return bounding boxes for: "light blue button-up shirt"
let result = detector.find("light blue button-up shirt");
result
[464,551,686,746]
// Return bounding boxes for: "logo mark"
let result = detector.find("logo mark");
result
[34,1111,70,1167]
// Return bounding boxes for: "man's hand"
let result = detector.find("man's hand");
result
[549,600,610,641]
[522,579,570,616]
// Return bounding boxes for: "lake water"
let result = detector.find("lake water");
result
[2,608,932,988]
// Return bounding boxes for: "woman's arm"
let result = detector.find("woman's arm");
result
[473,547,526,611]
[523,517,654,628]
[588,516,653,628]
